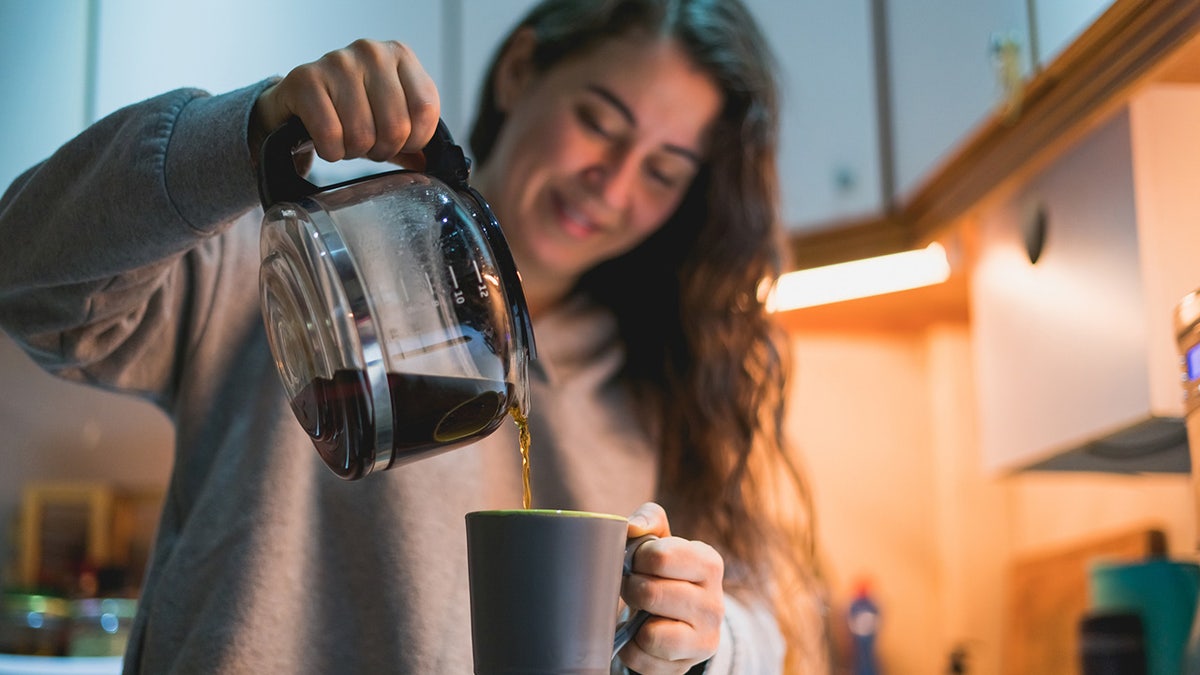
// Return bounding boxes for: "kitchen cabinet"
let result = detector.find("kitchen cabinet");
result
[745,0,882,232]
[970,85,1200,473]
[0,0,90,191]
[1032,0,1115,67]
[885,0,1032,202]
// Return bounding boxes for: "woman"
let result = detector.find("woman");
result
[0,0,824,672]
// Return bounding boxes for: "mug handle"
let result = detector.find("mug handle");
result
[613,534,658,658]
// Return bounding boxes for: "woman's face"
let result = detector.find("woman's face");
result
[474,32,723,300]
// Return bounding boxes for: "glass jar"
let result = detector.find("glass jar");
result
[0,592,70,655]
[68,597,137,657]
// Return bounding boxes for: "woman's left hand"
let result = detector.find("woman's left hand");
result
[620,502,724,674]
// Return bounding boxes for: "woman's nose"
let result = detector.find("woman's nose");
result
[582,151,639,208]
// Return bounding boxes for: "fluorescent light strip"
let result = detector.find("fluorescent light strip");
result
[768,242,951,312]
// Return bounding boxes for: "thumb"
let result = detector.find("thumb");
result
[627,502,670,538]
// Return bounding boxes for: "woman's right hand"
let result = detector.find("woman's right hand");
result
[251,39,441,165]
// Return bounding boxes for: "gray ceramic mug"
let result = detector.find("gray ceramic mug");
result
[465,509,654,675]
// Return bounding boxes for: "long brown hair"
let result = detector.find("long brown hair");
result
[471,1,827,669]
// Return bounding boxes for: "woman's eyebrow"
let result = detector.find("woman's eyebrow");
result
[584,84,703,165]
[586,84,636,124]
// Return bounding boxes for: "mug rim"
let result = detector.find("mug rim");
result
[466,508,626,522]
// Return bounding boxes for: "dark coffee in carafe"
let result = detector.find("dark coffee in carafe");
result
[290,370,511,480]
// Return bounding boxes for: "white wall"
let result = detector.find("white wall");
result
[787,330,945,673]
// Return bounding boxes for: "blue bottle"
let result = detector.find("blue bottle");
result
[848,581,881,675]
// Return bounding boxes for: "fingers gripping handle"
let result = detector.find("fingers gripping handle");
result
[613,534,658,658]
[613,612,652,661]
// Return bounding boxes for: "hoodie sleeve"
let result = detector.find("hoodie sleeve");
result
[702,593,788,674]
[0,79,273,405]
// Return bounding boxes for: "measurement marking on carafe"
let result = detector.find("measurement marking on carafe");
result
[449,265,466,305]
[474,262,490,299]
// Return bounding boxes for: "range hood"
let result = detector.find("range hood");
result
[970,84,1200,474]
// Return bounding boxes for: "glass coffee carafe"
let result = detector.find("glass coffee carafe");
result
[257,117,535,480]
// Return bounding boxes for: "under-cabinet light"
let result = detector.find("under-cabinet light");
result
[767,242,951,312]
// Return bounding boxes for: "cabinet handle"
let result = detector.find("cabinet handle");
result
[990,32,1025,120]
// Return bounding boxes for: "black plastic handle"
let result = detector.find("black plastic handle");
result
[257,116,472,207]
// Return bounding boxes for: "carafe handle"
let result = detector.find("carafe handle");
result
[257,116,472,207]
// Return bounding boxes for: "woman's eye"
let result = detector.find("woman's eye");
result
[646,162,689,189]
[647,168,676,187]
[577,107,613,138]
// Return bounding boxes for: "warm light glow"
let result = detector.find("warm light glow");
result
[767,242,951,312]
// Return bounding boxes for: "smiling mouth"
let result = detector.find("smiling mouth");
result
[554,194,605,238]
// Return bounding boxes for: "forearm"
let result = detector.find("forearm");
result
[0,80,271,392]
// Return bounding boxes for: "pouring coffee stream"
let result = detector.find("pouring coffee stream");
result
[257,116,537,483]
